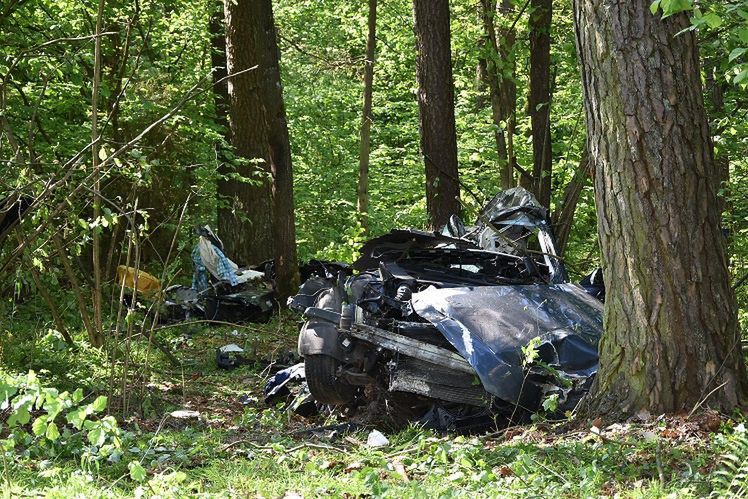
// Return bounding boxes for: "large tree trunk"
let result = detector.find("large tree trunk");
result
[413,0,461,230]
[480,0,516,190]
[220,0,299,300]
[357,0,377,233]
[528,0,552,208]
[574,1,747,418]
[219,0,275,265]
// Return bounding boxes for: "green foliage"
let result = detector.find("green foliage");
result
[710,423,748,496]
[0,370,122,466]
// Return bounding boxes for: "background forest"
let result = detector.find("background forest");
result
[2,0,746,300]
[2,0,748,496]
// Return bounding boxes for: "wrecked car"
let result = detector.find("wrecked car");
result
[289,187,603,429]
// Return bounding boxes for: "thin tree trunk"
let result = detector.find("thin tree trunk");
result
[413,0,461,230]
[357,0,377,233]
[551,148,589,257]
[27,264,74,346]
[480,0,516,189]
[211,1,229,137]
[574,0,748,418]
[90,0,106,348]
[528,0,552,208]
[52,233,95,343]
[210,0,229,232]
[260,0,300,303]
[16,234,74,346]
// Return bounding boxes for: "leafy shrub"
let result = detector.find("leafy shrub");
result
[0,370,124,469]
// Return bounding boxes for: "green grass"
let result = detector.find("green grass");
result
[2,418,728,498]
[1,305,746,498]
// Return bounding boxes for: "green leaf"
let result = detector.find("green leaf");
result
[542,394,560,412]
[0,382,17,410]
[72,388,83,404]
[650,0,661,15]
[91,395,107,413]
[734,68,748,84]
[45,422,60,441]
[128,461,147,482]
[660,0,693,17]
[702,12,722,28]
[88,426,106,447]
[730,48,747,62]
[32,415,48,436]
[8,395,33,426]
[739,29,748,44]
[66,407,86,430]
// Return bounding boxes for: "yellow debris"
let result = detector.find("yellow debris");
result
[116,265,161,296]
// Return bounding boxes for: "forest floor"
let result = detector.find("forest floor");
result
[1,309,746,498]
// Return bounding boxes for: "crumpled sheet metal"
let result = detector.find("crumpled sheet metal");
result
[412,283,603,409]
[479,187,548,227]
[264,363,306,403]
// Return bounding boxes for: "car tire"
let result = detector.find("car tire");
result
[305,354,356,405]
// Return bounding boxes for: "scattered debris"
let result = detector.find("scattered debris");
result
[366,429,389,448]
[116,265,162,296]
[169,409,201,420]
[264,363,306,404]
[216,343,246,369]
[167,410,202,429]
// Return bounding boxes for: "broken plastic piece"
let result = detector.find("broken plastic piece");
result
[116,265,161,295]
[366,430,389,448]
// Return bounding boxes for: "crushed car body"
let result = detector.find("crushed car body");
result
[289,187,604,428]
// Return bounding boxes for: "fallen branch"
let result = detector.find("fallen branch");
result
[220,439,347,454]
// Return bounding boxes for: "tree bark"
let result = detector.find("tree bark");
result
[528,0,552,208]
[261,0,300,302]
[220,0,298,300]
[413,0,461,230]
[357,0,377,233]
[704,61,729,218]
[480,0,516,190]
[574,1,748,418]
[219,0,275,265]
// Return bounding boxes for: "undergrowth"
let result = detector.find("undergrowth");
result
[2,302,748,498]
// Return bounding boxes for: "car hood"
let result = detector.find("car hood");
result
[412,283,603,409]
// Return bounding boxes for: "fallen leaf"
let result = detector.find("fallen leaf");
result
[497,466,513,477]
[660,429,679,439]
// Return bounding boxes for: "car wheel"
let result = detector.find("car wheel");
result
[305,354,356,405]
